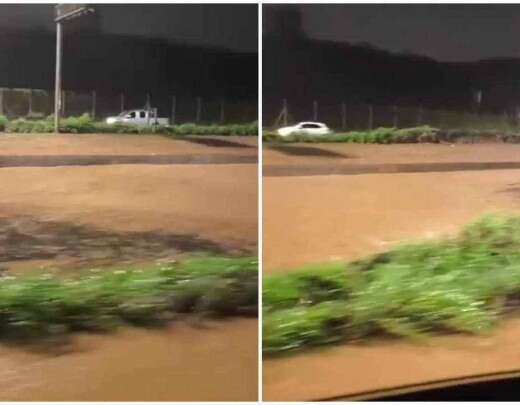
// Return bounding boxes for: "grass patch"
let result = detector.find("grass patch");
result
[0,255,257,339]
[1,114,257,136]
[263,214,520,355]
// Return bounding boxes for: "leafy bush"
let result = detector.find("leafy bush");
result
[0,115,7,131]
[263,125,520,144]
[263,214,520,355]
[164,121,258,136]
[263,126,439,144]
[3,114,258,136]
[0,255,257,339]
[7,117,54,133]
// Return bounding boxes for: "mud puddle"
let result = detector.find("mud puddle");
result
[0,214,229,271]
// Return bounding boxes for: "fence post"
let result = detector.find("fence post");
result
[28,89,33,116]
[220,98,225,123]
[0,88,3,116]
[368,104,373,130]
[196,97,202,122]
[61,90,66,117]
[171,95,176,125]
[120,93,125,113]
[393,105,398,128]
[313,100,318,121]
[341,101,346,130]
[91,90,96,119]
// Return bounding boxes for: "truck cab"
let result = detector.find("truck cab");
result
[106,108,169,126]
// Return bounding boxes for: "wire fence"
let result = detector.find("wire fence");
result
[0,88,257,124]
[264,98,520,132]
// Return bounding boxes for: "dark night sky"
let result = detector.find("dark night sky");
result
[0,3,257,52]
[265,4,520,62]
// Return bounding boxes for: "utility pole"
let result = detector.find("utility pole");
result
[54,4,94,133]
[54,21,62,133]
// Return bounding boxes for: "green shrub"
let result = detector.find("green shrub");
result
[164,122,258,136]
[262,125,520,144]
[263,126,440,144]
[3,114,258,136]
[263,301,351,353]
[6,118,54,133]
[0,115,8,131]
[0,255,257,339]
[263,214,520,354]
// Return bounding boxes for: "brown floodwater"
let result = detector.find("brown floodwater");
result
[263,155,520,400]
[264,169,520,272]
[263,319,520,401]
[0,319,258,401]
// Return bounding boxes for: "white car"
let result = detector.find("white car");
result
[106,109,169,126]
[277,122,331,137]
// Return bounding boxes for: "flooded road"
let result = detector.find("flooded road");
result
[0,319,258,401]
[264,169,520,272]
[263,148,520,400]
[264,319,520,401]
[0,140,259,401]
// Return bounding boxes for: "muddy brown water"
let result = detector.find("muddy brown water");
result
[263,319,520,401]
[264,169,520,272]
[0,156,258,400]
[263,152,520,400]
[0,319,258,401]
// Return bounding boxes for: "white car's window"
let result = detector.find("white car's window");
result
[127,112,136,118]
[302,123,321,129]
[139,111,146,118]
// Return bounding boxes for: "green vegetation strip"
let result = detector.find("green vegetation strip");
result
[263,214,520,354]
[0,255,257,339]
[263,126,520,144]
[0,114,257,136]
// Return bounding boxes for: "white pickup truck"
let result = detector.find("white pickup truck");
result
[105,109,169,126]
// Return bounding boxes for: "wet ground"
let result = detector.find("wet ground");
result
[0,153,256,168]
[264,142,520,166]
[0,215,224,271]
[0,319,258,401]
[0,134,258,400]
[0,134,257,155]
[0,164,257,264]
[263,319,520,401]
[263,143,520,400]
